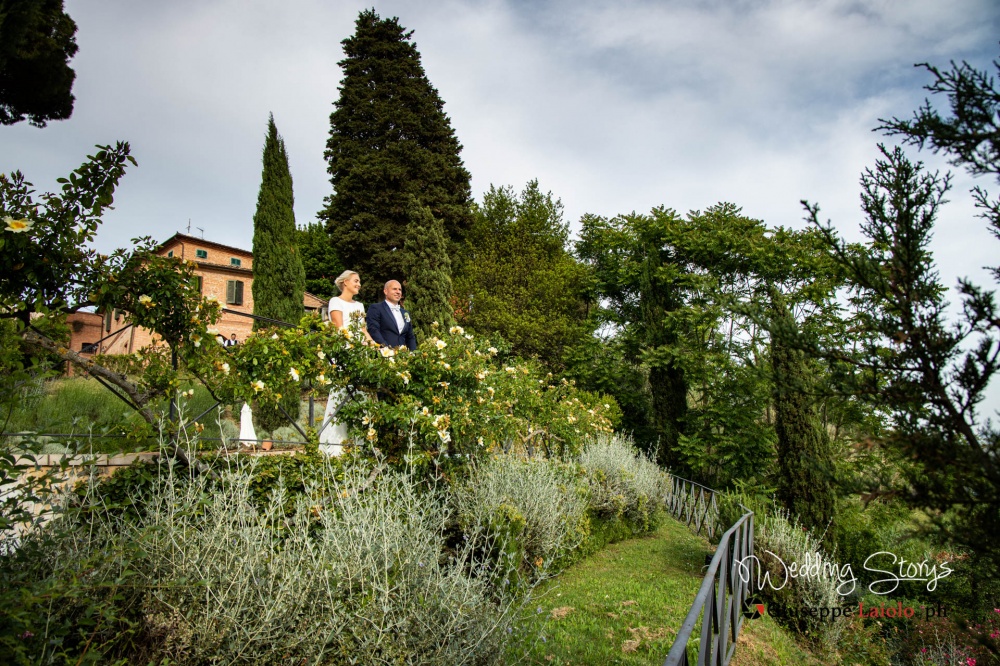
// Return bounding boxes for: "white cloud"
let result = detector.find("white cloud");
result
[2,0,997,295]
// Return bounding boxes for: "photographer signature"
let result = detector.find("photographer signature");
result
[736,550,952,596]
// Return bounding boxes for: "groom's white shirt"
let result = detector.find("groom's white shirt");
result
[386,301,405,333]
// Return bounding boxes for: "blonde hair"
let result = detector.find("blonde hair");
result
[335,270,359,294]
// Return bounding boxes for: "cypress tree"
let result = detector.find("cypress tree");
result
[251,115,305,432]
[403,201,454,339]
[252,114,305,328]
[320,9,472,302]
[770,293,836,535]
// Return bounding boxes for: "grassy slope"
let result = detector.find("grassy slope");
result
[730,614,824,666]
[514,516,822,665]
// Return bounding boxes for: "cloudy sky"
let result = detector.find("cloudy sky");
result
[4,1,999,286]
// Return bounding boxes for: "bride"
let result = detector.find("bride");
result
[319,270,375,455]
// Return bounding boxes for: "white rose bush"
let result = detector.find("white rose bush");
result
[191,317,620,466]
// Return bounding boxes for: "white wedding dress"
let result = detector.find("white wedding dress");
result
[319,297,365,456]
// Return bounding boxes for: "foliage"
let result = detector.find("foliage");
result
[0,0,78,127]
[905,618,1000,666]
[454,181,595,366]
[0,146,616,468]
[403,200,455,339]
[7,454,532,665]
[296,220,342,300]
[831,497,924,585]
[104,251,221,350]
[577,433,669,530]
[454,454,589,580]
[770,293,836,535]
[0,437,132,666]
[563,335,657,447]
[1,429,681,665]
[1,144,221,432]
[251,114,305,329]
[805,144,1000,563]
[672,208,848,493]
[0,143,136,325]
[320,9,473,302]
[751,501,845,645]
[577,202,855,492]
[1,377,150,445]
[191,316,620,468]
[879,51,1000,181]
[577,208,690,465]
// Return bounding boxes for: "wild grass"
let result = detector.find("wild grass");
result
[1,377,314,453]
[729,613,826,666]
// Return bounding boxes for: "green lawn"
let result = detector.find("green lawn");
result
[514,516,711,665]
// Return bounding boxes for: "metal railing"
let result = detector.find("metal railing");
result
[663,476,754,666]
[667,475,721,540]
[5,310,330,457]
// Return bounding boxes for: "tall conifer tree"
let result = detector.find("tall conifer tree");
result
[252,114,305,328]
[770,293,836,535]
[403,201,454,339]
[320,9,472,302]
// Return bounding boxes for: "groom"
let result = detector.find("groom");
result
[367,280,418,350]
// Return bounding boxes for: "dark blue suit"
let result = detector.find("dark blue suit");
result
[367,300,418,350]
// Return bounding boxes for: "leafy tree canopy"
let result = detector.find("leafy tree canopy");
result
[0,0,78,127]
[296,221,342,301]
[454,181,594,367]
[578,202,860,489]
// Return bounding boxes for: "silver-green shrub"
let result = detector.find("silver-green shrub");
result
[219,419,240,446]
[752,506,846,645]
[578,433,670,528]
[270,425,303,443]
[453,454,589,575]
[57,457,528,665]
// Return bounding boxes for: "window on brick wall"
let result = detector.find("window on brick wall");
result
[191,275,202,293]
[167,250,173,257]
[196,249,208,259]
[231,257,242,267]
[226,280,244,305]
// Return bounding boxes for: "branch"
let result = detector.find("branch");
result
[21,327,218,479]
[22,327,157,423]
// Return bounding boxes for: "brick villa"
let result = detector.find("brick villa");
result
[67,233,327,357]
